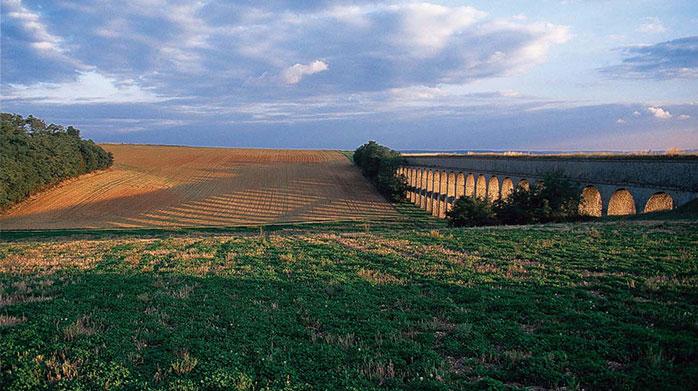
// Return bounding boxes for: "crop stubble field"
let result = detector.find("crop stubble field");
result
[0,145,400,230]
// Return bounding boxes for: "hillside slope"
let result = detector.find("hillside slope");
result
[0,145,400,229]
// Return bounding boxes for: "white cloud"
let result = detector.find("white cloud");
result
[637,17,666,33]
[3,0,64,55]
[632,110,642,117]
[647,106,672,119]
[282,60,329,84]
[2,0,92,72]
[616,118,626,124]
[678,114,691,120]
[3,71,166,104]
[393,3,486,56]
[221,3,569,85]
[476,20,571,76]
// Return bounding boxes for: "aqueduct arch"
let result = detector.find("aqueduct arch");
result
[455,173,465,198]
[419,168,427,209]
[644,192,673,213]
[465,174,475,197]
[432,170,441,217]
[426,170,434,213]
[476,175,487,200]
[501,178,514,199]
[608,189,636,216]
[579,186,602,217]
[518,179,530,191]
[487,176,500,201]
[438,170,448,218]
[446,171,457,214]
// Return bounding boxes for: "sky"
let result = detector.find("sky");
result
[1,0,697,151]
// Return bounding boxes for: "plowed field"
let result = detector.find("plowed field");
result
[0,145,400,229]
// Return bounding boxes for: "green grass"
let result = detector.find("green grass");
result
[1,220,696,390]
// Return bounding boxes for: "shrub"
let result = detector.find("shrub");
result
[353,141,407,202]
[493,171,580,225]
[446,171,581,226]
[446,196,497,227]
[0,113,113,210]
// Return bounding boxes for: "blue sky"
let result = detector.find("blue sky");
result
[1,0,697,150]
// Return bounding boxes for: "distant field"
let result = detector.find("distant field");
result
[0,145,400,230]
[0,221,696,389]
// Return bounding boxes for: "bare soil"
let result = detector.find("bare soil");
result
[0,144,400,229]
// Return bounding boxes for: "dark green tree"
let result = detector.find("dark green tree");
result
[493,171,580,225]
[0,113,113,210]
[446,196,497,227]
[353,141,407,202]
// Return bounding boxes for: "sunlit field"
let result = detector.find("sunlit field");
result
[0,145,400,229]
[1,220,696,389]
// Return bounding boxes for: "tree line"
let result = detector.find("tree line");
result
[0,113,113,211]
[352,141,408,202]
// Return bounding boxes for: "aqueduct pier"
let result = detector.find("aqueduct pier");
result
[399,154,698,218]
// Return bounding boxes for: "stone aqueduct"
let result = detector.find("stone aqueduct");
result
[398,154,698,218]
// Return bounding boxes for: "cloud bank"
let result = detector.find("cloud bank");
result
[1,1,696,150]
[3,71,165,104]
[601,36,698,79]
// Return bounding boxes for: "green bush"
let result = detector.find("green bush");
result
[446,196,496,227]
[0,113,113,210]
[353,141,407,202]
[493,172,580,225]
[446,172,581,226]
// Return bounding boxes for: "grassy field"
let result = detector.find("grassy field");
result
[1,219,696,390]
[0,145,400,230]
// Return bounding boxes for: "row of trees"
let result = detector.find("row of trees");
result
[352,141,407,202]
[0,113,113,211]
[446,172,582,226]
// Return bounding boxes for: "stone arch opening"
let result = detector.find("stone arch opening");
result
[579,186,602,217]
[501,178,514,199]
[438,170,448,218]
[447,171,456,198]
[420,169,428,209]
[426,170,434,213]
[518,179,530,191]
[410,168,417,203]
[432,170,442,217]
[487,176,500,201]
[456,173,465,198]
[608,188,636,216]
[465,174,475,197]
[644,192,673,213]
[476,175,487,200]
[446,171,456,214]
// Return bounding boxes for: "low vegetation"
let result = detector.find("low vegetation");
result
[0,113,113,211]
[1,221,696,389]
[353,141,408,202]
[447,172,581,227]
